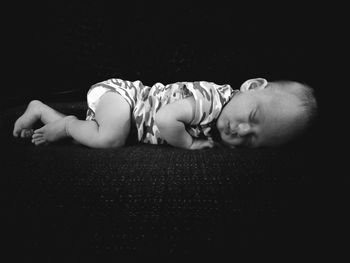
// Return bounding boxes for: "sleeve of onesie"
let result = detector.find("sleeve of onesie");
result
[183,81,232,126]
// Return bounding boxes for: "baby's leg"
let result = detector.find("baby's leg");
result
[33,92,131,148]
[13,100,66,138]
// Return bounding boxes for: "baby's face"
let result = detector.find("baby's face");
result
[216,87,302,148]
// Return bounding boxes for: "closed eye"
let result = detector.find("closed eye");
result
[249,107,258,123]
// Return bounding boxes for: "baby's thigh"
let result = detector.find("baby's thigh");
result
[94,92,132,144]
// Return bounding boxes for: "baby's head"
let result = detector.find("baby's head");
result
[216,78,317,148]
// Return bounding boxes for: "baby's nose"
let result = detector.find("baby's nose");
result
[237,123,251,136]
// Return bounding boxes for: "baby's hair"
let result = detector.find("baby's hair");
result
[268,80,318,140]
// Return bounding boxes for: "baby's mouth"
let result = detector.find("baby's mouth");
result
[223,122,230,134]
[224,122,236,136]
[224,129,231,135]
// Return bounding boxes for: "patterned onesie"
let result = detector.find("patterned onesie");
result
[86,78,238,144]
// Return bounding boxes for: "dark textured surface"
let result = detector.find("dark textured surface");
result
[2,102,332,260]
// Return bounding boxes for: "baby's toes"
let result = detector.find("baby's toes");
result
[32,136,46,146]
[21,129,34,138]
[32,133,43,144]
[32,133,42,139]
[34,127,45,134]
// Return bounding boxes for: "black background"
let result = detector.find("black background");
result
[4,1,336,111]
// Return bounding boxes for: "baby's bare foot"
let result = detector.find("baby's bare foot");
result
[13,100,44,138]
[32,116,77,146]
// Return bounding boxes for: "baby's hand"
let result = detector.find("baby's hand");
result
[190,137,215,150]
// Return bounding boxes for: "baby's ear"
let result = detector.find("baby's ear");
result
[240,78,268,92]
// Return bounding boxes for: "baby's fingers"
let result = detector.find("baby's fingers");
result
[204,139,214,148]
[190,139,214,150]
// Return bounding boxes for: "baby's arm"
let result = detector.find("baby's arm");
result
[155,97,214,150]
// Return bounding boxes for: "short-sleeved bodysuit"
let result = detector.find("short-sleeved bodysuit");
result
[86,78,238,144]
